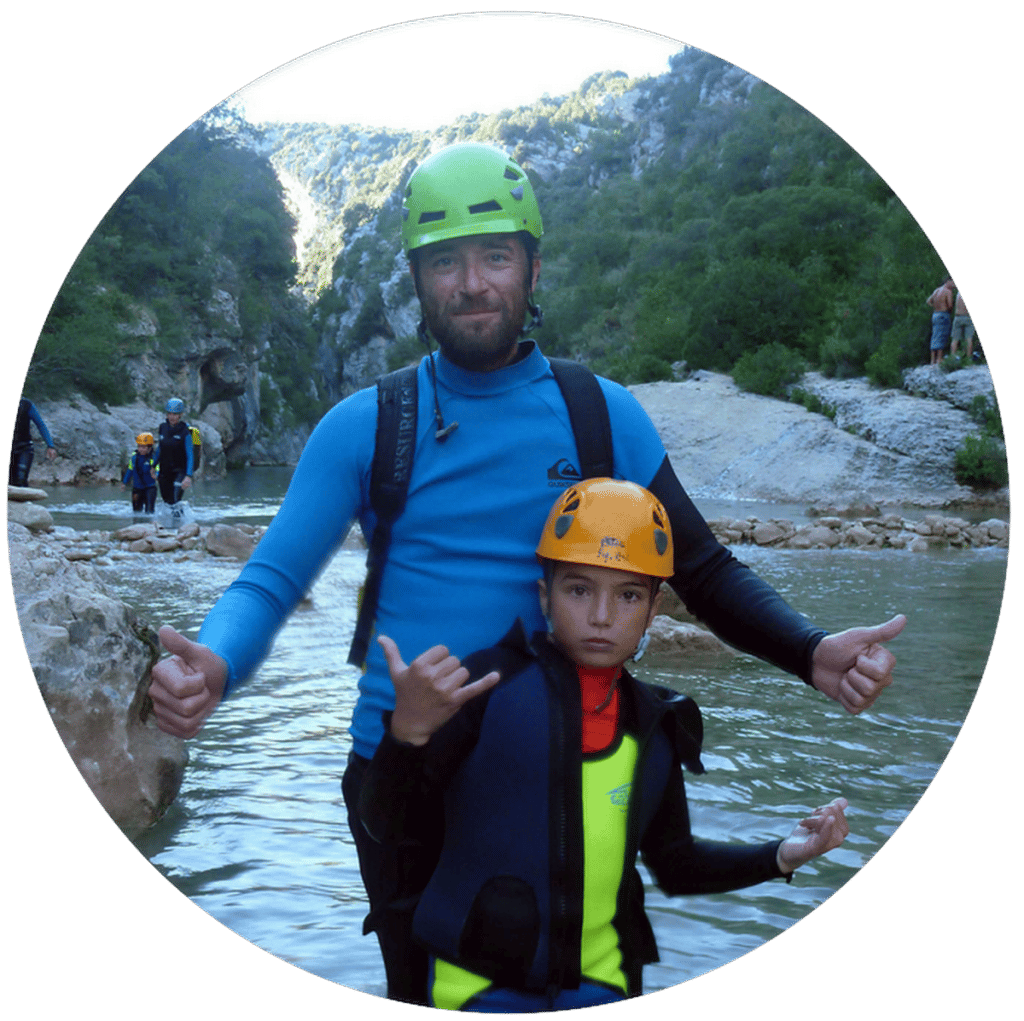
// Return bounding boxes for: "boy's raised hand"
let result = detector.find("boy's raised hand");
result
[776,797,850,875]
[379,635,500,747]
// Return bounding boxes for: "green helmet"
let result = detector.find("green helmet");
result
[401,143,543,255]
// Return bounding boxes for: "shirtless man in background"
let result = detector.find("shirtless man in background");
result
[950,289,975,361]
[927,277,955,365]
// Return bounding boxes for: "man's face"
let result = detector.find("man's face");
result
[413,233,540,372]
[539,562,660,670]
[166,413,181,426]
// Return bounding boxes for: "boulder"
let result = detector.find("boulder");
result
[7,485,49,502]
[9,522,186,839]
[752,522,790,546]
[114,522,159,541]
[644,615,733,659]
[902,364,997,410]
[205,522,259,560]
[7,500,54,532]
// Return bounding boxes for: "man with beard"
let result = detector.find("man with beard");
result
[147,143,905,1003]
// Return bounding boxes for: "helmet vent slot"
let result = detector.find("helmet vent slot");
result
[468,200,503,215]
[504,167,522,180]
[418,210,446,224]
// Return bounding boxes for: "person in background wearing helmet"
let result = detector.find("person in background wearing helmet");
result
[147,143,903,1003]
[156,397,193,512]
[120,432,160,516]
[359,480,850,1011]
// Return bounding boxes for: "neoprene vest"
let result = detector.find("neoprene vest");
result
[158,420,190,470]
[411,630,702,998]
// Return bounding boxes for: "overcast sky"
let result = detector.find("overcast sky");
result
[233,14,684,130]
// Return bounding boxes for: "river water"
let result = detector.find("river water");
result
[45,470,1007,999]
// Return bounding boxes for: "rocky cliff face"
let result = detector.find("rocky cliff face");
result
[51,53,759,448]
[256,54,759,403]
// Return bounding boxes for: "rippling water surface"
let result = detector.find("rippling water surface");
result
[54,473,1005,998]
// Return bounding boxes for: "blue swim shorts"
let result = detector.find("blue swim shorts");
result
[930,311,952,351]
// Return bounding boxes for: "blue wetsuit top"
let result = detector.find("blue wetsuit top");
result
[122,453,159,489]
[198,342,825,760]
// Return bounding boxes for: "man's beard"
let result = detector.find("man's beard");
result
[422,297,526,372]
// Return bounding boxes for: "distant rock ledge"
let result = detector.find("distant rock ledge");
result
[631,364,1007,509]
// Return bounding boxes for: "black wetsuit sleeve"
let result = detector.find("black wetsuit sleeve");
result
[646,454,827,685]
[640,762,788,894]
[358,680,492,844]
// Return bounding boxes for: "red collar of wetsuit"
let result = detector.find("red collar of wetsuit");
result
[577,663,622,754]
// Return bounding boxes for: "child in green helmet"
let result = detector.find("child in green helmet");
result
[359,478,849,1011]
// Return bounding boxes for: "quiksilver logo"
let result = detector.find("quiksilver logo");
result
[547,457,581,486]
[606,783,631,813]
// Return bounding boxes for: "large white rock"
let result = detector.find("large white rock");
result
[631,371,990,507]
[9,522,186,839]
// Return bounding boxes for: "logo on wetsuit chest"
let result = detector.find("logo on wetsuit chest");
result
[547,457,582,486]
[606,783,631,813]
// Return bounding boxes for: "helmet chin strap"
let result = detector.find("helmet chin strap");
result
[417,318,460,441]
[416,294,541,441]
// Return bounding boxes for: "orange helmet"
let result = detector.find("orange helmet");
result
[135,433,155,446]
[536,478,674,579]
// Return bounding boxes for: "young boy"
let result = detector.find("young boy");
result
[120,433,160,515]
[359,478,849,1011]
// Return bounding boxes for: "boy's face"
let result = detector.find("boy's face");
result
[538,561,661,669]
[137,444,152,455]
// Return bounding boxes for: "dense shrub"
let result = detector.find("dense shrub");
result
[954,434,1009,489]
[968,395,1004,439]
[731,343,807,397]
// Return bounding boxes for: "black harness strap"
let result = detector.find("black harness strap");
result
[347,357,613,668]
[547,357,614,480]
[348,365,419,668]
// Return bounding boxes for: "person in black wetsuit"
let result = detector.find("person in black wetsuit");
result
[10,397,57,486]
[360,479,850,1010]
[156,397,193,513]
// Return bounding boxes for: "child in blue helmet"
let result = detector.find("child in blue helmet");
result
[359,479,849,1011]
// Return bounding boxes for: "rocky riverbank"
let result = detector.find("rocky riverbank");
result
[19,363,1008,514]
[9,518,187,840]
[632,363,1007,509]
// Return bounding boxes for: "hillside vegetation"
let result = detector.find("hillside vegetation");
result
[28,105,325,430]
[28,49,955,449]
